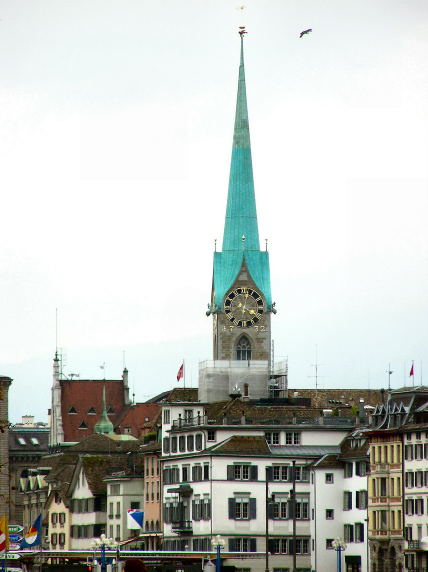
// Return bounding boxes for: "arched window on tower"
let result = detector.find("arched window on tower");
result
[236,336,252,361]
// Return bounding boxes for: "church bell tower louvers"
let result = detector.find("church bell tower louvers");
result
[200,32,275,403]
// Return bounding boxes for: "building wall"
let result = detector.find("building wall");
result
[0,376,12,519]
[312,466,344,571]
[9,425,50,524]
[142,451,162,549]
[106,477,144,542]
[70,467,106,549]
[46,493,71,550]
[368,432,405,572]
[162,453,313,570]
[403,428,428,572]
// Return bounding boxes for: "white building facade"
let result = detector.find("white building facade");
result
[161,397,358,571]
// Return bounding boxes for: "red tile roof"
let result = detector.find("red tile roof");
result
[60,379,126,442]
[114,403,160,438]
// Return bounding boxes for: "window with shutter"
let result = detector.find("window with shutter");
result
[203,464,209,480]
[250,465,258,481]
[228,498,236,519]
[249,498,256,519]
[195,433,203,450]
[227,465,235,480]
[268,539,277,554]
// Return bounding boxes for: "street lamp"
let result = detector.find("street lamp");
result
[211,535,225,572]
[91,534,119,572]
[332,538,347,572]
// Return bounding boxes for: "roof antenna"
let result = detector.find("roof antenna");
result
[122,350,126,369]
[265,238,268,252]
[55,307,58,355]
[214,238,217,252]
[100,362,106,380]
[309,345,325,391]
[386,363,393,391]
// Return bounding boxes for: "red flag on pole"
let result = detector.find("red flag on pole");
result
[176,363,184,382]
[409,363,414,377]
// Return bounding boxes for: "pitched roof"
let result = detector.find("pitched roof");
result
[271,445,341,457]
[81,455,143,495]
[114,403,160,437]
[9,426,50,453]
[139,441,161,454]
[289,388,384,409]
[312,454,341,468]
[204,398,328,424]
[209,435,270,454]
[66,433,141,454]
[44,454,78,500]
[339,437,369,460]
[162,388,199,403]
[60,378,126,441]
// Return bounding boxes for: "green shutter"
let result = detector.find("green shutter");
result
[228,498,236,519]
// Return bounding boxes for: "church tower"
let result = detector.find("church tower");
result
[200,31,275,402]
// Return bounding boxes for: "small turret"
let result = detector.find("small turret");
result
[94,385,114,435]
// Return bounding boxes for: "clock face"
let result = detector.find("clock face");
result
[224,287,264,327]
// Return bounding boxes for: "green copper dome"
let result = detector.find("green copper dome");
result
[212,34,272,311]
[94,385,114,435]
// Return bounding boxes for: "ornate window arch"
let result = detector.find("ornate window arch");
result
[236,335,252,360]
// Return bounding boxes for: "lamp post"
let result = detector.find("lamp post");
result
[332,538,347,572]
[211,535,225,572]
[91,534,119,572]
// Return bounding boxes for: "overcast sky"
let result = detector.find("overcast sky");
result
[1,0,427,423]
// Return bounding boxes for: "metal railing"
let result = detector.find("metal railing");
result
[170,520,193,533]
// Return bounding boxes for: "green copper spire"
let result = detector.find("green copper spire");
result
[94,385,114,435]
[211,33,272,312]
[222,35,260,252]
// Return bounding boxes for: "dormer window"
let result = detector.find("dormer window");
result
[68,406,77,414]
[107,407,115,414]
[78,421,88,429]
[87,407,96,415]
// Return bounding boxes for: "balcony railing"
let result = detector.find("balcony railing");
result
[171,520,193,533]
[171,414,355,429]
[408,540,421,550]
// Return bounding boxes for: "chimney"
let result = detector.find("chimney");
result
[358,398,366,422]
[123,368,130,405]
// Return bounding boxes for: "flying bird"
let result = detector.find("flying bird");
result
[300,28,312,38]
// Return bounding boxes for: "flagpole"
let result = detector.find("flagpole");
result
[183,359,186,391]
[412,360,415,387]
